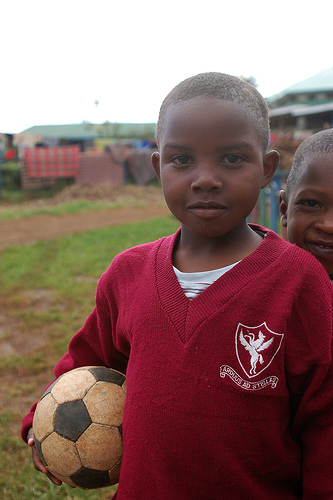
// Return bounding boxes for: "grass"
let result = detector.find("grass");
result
[0,199,148,221]
[0,212,179,499]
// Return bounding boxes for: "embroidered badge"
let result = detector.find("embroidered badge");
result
[235,322,284,378]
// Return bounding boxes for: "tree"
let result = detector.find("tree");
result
[239,75,258,87]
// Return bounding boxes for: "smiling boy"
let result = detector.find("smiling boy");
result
[279,128,333,279]
[22,73,333,499]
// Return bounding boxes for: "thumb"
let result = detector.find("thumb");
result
[27,427,35,446]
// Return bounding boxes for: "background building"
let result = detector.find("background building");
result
[268,67,333,139]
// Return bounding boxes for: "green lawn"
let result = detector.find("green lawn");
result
[0,214,179,499]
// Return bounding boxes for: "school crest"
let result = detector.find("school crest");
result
[235,322,284,378]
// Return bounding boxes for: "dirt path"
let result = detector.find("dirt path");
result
[0,205,170,249]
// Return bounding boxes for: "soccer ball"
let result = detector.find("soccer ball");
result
[32,366,126,489]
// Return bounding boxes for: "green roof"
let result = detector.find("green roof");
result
[267,67,333,105]
[20,122,156,139]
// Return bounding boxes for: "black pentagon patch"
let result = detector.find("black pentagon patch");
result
[89,367,125,386]
[71,467,111,489]
[33,435,48,467]
[55,400,92,441]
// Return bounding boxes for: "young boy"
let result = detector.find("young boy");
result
[22,73,333,499]
[279,128,333,281]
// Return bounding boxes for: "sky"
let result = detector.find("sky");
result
[1,0,332,134]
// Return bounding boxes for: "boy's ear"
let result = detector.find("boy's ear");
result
[278,189,288,227]
[261,150,280,188]
[151,152,161,181]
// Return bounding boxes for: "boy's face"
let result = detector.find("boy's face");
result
[152,96,278,241]
[279,152,333,275]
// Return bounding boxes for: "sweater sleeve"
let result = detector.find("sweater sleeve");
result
[21,274,129,443]
[286,269,333,498]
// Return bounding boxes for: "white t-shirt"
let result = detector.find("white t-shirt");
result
[173,262,240,300]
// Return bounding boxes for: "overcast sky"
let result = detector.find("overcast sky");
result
[1,0,332,133]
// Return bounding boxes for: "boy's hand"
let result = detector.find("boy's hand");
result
[27,427,62,486]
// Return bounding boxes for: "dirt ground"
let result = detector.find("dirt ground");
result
[0,185,169,249]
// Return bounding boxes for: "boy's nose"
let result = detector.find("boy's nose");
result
[191,165,222,192]
[314,212,333,234]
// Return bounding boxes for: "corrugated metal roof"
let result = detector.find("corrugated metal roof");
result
[269,101,333,118]
[19,122,156,139]
[267,68,333,105]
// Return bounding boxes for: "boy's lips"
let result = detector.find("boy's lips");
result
[188,201,227,209]
[306,241,333,259]
[187,200,227,218]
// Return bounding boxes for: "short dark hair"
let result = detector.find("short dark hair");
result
[156,72,270,153]
[286,128,333,194]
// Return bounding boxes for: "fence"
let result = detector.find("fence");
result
[248,170,289,235]
[0,156,2,196]
[20,149,124,190]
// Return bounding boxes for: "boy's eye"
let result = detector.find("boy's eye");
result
[173,155,191,165]
[304,200,319,208]
[222,154,242,165]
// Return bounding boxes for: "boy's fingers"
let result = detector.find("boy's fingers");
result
[29,436,62,485]
[46,472,63,486]
[27,427,35,446]
[31,444,46,471]
[26,428,62,485]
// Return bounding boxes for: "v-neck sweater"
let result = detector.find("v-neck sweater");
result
[22,225,333,499]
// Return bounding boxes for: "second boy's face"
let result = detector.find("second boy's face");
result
[280,152,333,276]
[152,97,277,241]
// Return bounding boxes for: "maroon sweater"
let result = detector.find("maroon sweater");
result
[22,225,333,499]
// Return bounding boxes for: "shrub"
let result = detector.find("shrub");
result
[0,161,21,190]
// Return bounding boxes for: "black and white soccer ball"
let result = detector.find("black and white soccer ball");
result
[32,366,126,489]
